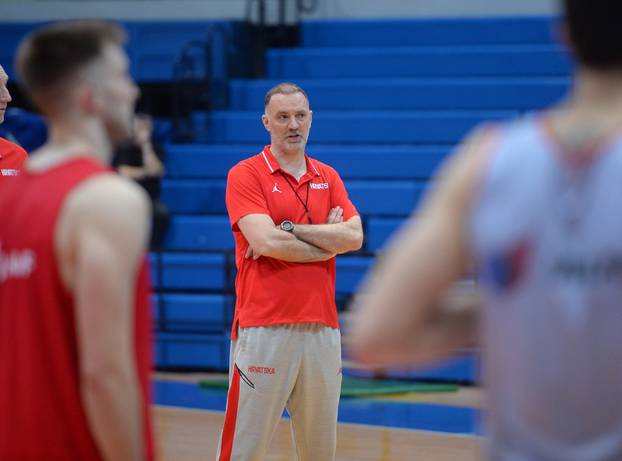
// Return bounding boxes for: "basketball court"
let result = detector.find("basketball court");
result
[154,373,483,460]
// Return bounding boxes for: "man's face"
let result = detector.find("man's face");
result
[0,66,12,124]
[262,92,312,154]
[89,44,138,144]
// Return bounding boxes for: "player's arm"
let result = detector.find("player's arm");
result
[349,127,496,367]
[292,213,363,255]
[57,174,150,461]
[238,213,335,262]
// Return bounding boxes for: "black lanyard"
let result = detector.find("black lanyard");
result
[278,171,312,224]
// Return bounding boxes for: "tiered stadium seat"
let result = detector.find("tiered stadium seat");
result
[152,16,570,378]
[0,17,570,377]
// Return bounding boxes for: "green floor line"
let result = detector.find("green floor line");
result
[198,376,458,397]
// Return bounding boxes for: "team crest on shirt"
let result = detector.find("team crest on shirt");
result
[310,182,329,190]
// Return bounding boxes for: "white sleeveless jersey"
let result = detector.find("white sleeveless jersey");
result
[469,116,622,461]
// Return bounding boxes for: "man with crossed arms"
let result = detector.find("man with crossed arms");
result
[217,82,363,460]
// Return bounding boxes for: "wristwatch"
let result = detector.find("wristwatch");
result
[280,220,295,233]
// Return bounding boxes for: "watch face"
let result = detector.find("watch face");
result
[281,220,294,232]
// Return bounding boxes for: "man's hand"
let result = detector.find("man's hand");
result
[245,244,259,260]
[326,206,343,224]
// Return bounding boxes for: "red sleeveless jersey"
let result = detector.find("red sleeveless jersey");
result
[0,157,154,460]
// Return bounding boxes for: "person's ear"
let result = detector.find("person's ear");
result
[262,113,270,133]
[77,83,100,116]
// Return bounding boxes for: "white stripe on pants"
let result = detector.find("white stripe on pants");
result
[216,323,342,461]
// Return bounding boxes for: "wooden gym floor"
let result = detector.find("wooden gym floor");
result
[153,373,483,460]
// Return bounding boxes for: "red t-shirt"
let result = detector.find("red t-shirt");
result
[226,146,358,339]
[0,136,28,181]
[0,157,154,460]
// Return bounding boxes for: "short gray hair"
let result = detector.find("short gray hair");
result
[264,82,309,109]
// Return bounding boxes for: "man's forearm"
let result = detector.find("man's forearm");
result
[293,221,363,254]
[253,229,335,262]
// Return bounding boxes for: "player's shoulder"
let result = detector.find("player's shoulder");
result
[442,122,504,177]
[67,172,149,220]
[0,136,27,157]
[461,122,504,151]
[429,122,505,207]
[0,136,16,149]
[228,151,265,179]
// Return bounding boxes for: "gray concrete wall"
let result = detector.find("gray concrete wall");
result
[1,0,559,22]
[307,0,559,19]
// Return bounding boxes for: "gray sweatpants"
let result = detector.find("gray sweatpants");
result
[216,323,342,461]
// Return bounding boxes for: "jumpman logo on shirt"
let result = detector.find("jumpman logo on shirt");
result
[272,182,282,193]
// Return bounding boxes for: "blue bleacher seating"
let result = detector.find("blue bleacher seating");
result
[230,77,569,111]
[0,23,38,79]
[366,218,408,252]
[346,181,427,216]
[336,257,373,295]
[151,252,230,290]
[301,17,557,47]
[152,251,372,297]
[267,45,572,79]
[155,332,230,369]
[194,109,516,144]
[345,352,479,383]
[0,20,233,82]
[161,179,227,214]
[0,16,570,378]
[125,21,229,81]
[161,180,426,216]
[155,16,572,378]
[162,216,233,251]
[152,293,233,331]
[165,144,450,180]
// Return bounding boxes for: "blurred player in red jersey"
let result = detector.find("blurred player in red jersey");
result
[0,21,154,460]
